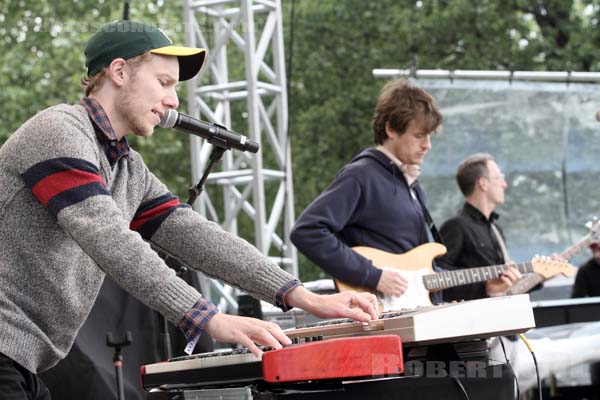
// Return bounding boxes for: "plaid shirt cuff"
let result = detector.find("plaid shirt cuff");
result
[275,279,302,312]
[178,298,219,342]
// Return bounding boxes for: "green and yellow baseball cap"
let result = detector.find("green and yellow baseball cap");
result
[85,20,206,81]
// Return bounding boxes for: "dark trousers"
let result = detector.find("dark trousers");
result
[0,354,51,400]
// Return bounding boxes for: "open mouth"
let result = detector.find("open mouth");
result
[151,110,163,122]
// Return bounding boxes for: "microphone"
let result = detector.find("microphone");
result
[159,109,259,153]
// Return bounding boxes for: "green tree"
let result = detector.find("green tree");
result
[3,0,600,281]
[0,0,194,196]
[284,0,600,280]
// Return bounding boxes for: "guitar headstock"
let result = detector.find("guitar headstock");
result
[585,217,600,243]
[531,255,576,279]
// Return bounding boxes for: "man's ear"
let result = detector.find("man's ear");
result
[106,58,128,87]
[477,175,489,192]
[384,122,397,140]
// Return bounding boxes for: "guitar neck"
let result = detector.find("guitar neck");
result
[423,262,533,291]
[504,234,593,296]
[560,233,594,260]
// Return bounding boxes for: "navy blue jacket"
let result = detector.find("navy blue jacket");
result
[291,148,431,291]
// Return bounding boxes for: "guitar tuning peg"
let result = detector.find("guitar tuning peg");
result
[586,217,599,229]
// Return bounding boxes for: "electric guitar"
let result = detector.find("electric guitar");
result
[334,242,576,311]
[507,219,600,295]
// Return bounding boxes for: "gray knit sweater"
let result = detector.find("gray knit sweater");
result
[0,103,295,373]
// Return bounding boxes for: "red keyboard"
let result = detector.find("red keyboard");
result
[262,335,403,383]
[141,334,403,390]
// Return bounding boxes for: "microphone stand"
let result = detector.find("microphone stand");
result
[106,331,133,400]
[187,146,227,206]
[155,144,228,360]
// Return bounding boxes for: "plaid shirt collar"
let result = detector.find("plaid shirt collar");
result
[80,97,131,166]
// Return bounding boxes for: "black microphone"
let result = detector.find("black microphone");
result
[159,109,259,153]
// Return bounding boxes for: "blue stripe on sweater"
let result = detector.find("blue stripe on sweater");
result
[135,206,188,240]
[22,157,101,188]
[132,193,190,239]
[47,182,111,217]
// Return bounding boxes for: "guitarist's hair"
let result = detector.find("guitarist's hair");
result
[372,79,442,145]
[456,153,494,196]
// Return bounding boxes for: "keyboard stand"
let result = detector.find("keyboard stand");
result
[146,360,515,400]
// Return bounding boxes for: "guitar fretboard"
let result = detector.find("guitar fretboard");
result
[560,234,594,260]
[423,262,533,290]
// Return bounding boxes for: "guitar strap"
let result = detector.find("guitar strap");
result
[413,184,446,304]
[412,183,445,245]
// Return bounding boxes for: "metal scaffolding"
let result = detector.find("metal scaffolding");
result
[373,68,600,83]
[182,0,297,311]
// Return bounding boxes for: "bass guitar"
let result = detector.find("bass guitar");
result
[334,243,575,311]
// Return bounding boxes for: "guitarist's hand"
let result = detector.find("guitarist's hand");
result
[485,266,522,297]
[376,269,409,296]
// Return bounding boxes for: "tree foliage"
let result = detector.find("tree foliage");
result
[0,0,193,196]
[283,0,600,280]
[2,0,600,281]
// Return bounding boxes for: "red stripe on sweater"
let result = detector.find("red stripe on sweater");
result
[130,198,180,231]
[31,170,106,206]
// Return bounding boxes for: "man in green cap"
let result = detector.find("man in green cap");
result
[0,20,377,399]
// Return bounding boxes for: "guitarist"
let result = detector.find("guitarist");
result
[438,153,529,301]
[290,79,520,305]
[572,242,600,298]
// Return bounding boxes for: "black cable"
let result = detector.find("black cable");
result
[498,336,520,399]
[532,351,542,400]
[560,109,572,245]
[123,0,130,20]
[278,0,297,269]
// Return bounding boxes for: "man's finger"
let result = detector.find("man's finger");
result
[344,306,374,323]
[238,335,263,358]
[249,326,285,351]
[365,293,380,316]
[263,322,292,346]
[349,293,378,320]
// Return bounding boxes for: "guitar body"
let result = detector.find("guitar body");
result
[334,242,447,310]
[333,242,574,311]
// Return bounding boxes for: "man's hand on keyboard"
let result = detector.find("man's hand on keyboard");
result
[285,286,379,321]
[205,313,291,357]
